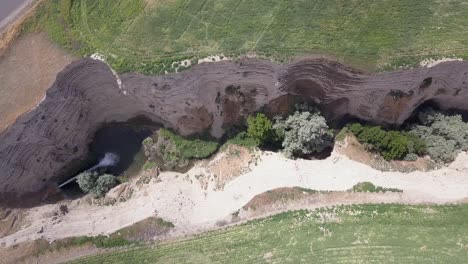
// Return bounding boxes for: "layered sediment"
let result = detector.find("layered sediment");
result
[1,57,468,205]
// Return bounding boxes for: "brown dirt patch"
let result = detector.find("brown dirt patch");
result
[0,208,26,239]
[0,32,74,132]
[112,216,174,241]
[242,187,318,211]
[198,145,259,190]
[337,134,435,172]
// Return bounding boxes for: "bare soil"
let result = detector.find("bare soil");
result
[0,32,74,131]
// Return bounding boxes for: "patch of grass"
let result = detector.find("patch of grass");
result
[351,182,403,193]
[159,129,219,160]
[223,132,258,149]
[70,204,468,263]
[335,127,348,142]
[142,161,157,171]
[27,0,468,72]
[59,235,133,249]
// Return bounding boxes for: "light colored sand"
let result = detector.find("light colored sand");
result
[1,149,468,247]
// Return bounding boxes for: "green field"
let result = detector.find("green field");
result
[70,204,468,263]
[28,0,468,74]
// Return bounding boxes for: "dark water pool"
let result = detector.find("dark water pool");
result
[89,123,153,175]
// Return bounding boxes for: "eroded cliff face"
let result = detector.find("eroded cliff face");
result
[1,57,468,205]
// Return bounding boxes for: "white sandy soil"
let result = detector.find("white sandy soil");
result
[1,148,467,247]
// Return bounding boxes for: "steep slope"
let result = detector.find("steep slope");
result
[1,57,468,205]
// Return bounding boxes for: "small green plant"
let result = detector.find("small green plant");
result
[351,182,402,193]
[335,127,348,142]
[224,132,258,148]
[142,161,157,171]
[156,218,175,228]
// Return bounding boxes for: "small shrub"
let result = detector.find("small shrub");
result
[156,218,175,228]
[351,182,402,193]
[94,174,117,198]
[76,171,98,194]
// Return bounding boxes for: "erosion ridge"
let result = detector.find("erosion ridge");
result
[1,57,468,205]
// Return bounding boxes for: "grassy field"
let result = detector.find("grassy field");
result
[70,204,468,263]
[27,0,468,74]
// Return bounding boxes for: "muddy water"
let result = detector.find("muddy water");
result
[0,0,27,22]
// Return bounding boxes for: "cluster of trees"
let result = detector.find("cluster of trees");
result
[409,109,468,162]
[244,104,333,158]
[347,109,468,163]
[76,172,116,198]
[349,123,426,160]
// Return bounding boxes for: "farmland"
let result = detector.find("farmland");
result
[70,204,468,263]
[27,0,468,73]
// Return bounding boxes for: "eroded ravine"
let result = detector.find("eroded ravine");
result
[1,57,468,205]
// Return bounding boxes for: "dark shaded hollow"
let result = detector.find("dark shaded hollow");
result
[60,116,160,198]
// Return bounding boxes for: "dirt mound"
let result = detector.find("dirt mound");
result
[1,57,468,204]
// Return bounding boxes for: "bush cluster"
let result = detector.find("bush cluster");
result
[76,172,116,198]
[410,109,468,163]
[351,182,402,193]
[349,123,426,160]
[156,129,219,168]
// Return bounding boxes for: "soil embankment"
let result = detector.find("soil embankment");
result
[1,57,468,204]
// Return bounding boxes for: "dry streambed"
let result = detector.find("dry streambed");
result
[1,146,467,248]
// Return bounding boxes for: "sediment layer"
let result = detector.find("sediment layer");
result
[1,57,467,204]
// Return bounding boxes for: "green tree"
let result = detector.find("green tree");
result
[273,111,333,158]
[76,172,116,198]
[247,113,275,146]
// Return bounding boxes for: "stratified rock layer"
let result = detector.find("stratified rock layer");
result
[1,58,468,205]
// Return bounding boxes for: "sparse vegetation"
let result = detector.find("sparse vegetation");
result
[70,204,468,263]
[76,172,116,198]
[351,182,403,193]
[224,132,258,149]
[142,161,157,171]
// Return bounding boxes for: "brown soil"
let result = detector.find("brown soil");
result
[0,208,26,239]
[198,145,258,190]
[242,187,318,211]
[0,32,74,132]
[337,134,435,172]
